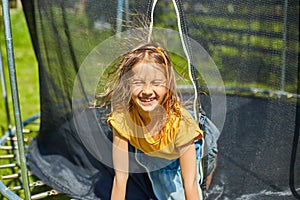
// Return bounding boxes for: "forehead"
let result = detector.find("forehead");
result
[132,61,166,78]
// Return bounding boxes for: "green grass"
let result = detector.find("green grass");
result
[0,7,41,200]
[0,8,39,133]
[0,3,298,199]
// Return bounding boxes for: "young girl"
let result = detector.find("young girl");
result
[101,43,204,200]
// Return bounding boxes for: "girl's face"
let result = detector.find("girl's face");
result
[130,61,168,114]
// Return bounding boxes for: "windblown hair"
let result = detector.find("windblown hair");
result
[95,43,181,117]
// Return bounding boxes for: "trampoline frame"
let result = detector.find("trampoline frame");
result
[0,0,299,199]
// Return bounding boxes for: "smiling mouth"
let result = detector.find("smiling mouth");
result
[139,97,157,104]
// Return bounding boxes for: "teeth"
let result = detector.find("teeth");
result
[141,98,154,102]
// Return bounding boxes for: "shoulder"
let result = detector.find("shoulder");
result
[175,108,203,147]
[181,108,196,122]
[107,110,126,124]
[107,111,131,140]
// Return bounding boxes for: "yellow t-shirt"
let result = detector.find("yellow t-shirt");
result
[108,108,203,160]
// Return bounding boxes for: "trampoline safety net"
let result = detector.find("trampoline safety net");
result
[20,0,299,199]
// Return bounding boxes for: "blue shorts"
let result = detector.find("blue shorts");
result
[135,140,203,200]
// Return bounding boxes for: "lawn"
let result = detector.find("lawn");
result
[0,7,39,134]
[0,6,41,200]
[0,2,298,199]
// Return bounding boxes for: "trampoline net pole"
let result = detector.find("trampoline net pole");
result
[280,0,288,92]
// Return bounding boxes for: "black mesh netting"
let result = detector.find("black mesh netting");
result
[21,0,299,199]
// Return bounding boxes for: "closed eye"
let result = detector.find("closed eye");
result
[132,80,144,86]
[152,80,166,86]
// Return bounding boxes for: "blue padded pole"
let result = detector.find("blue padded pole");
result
[1,0,31,199]
[125,0,129,28]
[0,181,22,200]
[116,0,124,33]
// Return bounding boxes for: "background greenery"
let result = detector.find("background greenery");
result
[0,7,41,200]
[0,7,39,134]
[0,1,298,199]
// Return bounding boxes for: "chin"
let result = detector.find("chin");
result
[137,101,159,113]
[138,105,157,113]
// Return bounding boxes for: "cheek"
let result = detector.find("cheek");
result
[156,87,168,97]
[131,87,141,97]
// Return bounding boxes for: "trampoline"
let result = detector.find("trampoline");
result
[0,0,299,199]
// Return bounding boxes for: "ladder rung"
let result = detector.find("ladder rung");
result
[31,189,58,200]
[0,154,14,159]
[10,181,45,191]
[11,137,32,142]
[1,172,32,180]
[0,163,16,169]
[0,145,28,150]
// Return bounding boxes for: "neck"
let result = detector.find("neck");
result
[138,108,166,134]
[139,112,151,125]
[139,110,157,125]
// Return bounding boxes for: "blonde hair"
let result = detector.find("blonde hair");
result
[95,43,181,117]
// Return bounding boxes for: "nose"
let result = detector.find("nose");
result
[142,83,153,95]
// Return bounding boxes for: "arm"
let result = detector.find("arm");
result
[111,129,129,200]
[205,160,217,189]
[179,142,201,200]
